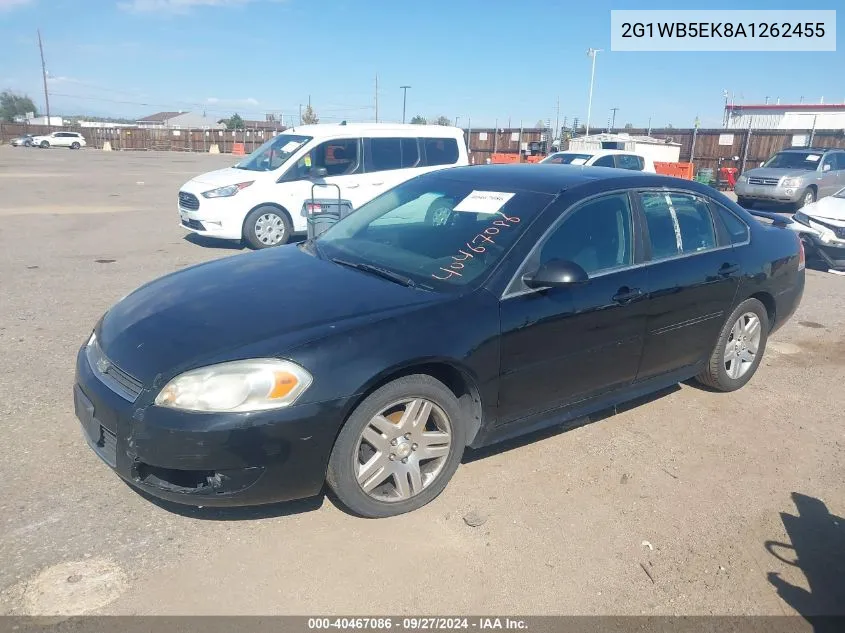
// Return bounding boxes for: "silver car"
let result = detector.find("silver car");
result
[735,147,845,211]
[10,134,34,147]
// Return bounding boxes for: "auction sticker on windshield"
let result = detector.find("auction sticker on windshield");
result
[281,141,304,153]
[453,191,516,214]
[807,154,821,162]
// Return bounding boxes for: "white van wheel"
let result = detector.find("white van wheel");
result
[243,206,292,249]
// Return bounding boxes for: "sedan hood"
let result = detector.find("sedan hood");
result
[742,167,814,180]
[97,246,442,384]
[803,196,845,223]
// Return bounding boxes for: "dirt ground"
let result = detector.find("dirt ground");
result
[0,146,843,617]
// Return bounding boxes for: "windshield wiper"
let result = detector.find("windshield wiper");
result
[330,258,417,288]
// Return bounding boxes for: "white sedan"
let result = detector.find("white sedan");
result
[31,131,87,149]
[540,149,656,173]
[789,186,845,270]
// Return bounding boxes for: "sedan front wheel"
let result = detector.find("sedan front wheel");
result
[327,375,466,517]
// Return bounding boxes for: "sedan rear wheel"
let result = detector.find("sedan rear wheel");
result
[327,375,466,517]
[70,142,81,150]
[696,298,769,391]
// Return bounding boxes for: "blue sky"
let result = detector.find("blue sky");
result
[0,0,841,128]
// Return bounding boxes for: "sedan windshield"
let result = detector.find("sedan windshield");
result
[316,175,553,291]
[235,134,312,172]
[763,152,823,170]
[541,153,594,166]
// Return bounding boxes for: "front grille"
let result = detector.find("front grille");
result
[179,191,200,210]
[86,340,143,402]
[748,177,780,186]
[95,426,118,467]
[182,218,205,231]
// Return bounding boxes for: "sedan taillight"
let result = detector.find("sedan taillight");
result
[798,237,806,271]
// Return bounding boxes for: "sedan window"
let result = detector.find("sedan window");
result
[318,176,553,291]
[592,155,616,168]
[538,193,634,275]
[640,192,717,259]
[615,154,644,171]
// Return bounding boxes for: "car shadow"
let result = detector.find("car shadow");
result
[462,384,681,464]
[129,482,326,520]
[764,492,845,631]
[182,233,246,250]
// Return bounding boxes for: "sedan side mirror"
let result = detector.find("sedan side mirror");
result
[523,259,589,289]
[309,167,328,178]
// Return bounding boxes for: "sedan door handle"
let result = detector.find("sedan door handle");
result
[612,287,643,304]
[718,263,740,276]
[346,183,360,189]
[370,181,384,186]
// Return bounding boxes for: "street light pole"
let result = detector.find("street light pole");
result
[400,85,411,123]
[585,47,602,137]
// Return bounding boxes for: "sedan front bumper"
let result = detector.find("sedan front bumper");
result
[75,344,351,507]
[788,216,845,269]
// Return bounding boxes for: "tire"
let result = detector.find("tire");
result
[696,298,769,392]
[327,374,467,518]
[793,187,816,211]
[40,141,50,149]
[737,197,754,209]
[70,142,81,150]
[242,206,292,249]
[425,197,455,226]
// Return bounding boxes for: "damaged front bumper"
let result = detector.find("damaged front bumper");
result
[74,345,349,507]
[788,213,845,270]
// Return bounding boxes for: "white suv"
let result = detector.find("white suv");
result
[178,123,469,249]
[32,131,87,149]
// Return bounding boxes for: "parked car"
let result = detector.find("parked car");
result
[735,147,845,210]
[75,165,805,517]
[10,134,34,147]
[177,123,469,249]
[540,149,657,172]
[788,186,845,269]
[31,131,87,149]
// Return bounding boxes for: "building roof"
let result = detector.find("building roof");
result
[726,104,845,112]
[570,132,681,147]
[136,111,184,122]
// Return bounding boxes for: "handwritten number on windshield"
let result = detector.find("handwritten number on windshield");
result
[432,214,521,280]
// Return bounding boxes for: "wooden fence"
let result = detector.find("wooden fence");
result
[4,122,845,175]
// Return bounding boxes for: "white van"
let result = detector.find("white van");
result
[178,123,469,248]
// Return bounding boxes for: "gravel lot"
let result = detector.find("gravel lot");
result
[0,147,843,617]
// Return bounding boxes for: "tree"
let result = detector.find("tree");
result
[0,90,37,122]
[410,115,427,125]
[431,115,450,126]
[535,120,545,129]
[217,113,245,130]
[301,104,319,125]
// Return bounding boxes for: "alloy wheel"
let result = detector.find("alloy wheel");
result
[355,398,452,502]
[724,312,762,379]
[254,212,286,245]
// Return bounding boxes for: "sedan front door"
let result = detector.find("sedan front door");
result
[497,191,649,426]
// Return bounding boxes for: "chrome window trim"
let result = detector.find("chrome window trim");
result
[501,186,751,301]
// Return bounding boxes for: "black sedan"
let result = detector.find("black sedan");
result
[74,165,805,518]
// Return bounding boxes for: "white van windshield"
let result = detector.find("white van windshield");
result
[235,134,312,172]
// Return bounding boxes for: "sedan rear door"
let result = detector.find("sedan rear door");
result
[633,190,741,381]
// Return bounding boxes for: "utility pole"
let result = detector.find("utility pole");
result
[554,96,560,140]
[610,106,619,131]
[585,47,602,137]
[37,29,51,130]
[298,104,302,125]
[400,85,411,123]
[374,75,378,123]
[647,116,652,136]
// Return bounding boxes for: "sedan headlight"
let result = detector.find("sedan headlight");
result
[201,181,254,199]
[781,178,799,188]
[793,211,811,226]
[154,359,312,412]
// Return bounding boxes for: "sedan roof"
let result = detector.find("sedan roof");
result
[434,164,689,194]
